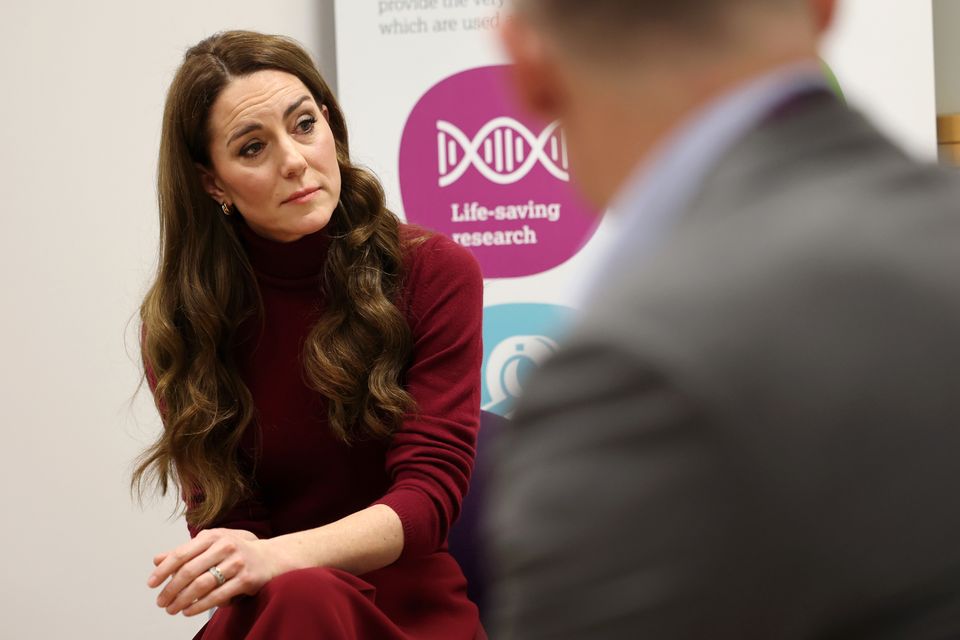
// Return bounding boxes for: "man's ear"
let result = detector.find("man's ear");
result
[195,163,228,204]
[809,0,837,34]
[500,12,565,121]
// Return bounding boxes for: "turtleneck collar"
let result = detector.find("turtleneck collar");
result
[234,217,331,282]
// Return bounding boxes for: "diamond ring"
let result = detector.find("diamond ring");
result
[208,565,226,587]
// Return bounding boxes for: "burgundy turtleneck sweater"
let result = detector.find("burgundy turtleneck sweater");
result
[188,219,484,637]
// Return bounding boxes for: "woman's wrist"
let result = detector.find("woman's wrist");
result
[261,534,314,577]
[255,505,403,578]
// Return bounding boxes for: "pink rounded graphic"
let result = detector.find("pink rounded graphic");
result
[399,65,600,278]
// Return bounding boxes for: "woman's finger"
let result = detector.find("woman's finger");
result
[148,533,216,588]
[156,542,233,609]
[180,572,248,617]
[163,556,244,616]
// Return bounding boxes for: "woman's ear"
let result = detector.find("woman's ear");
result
[194,163,228,204]
[321,104,330,122]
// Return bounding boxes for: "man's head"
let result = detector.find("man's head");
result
[501,0,837,206]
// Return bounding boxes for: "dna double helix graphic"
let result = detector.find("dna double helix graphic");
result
[436,117,569,187]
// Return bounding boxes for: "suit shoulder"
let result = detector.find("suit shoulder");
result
[578,172,960,402]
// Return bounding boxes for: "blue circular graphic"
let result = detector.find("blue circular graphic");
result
[481,303,575,417]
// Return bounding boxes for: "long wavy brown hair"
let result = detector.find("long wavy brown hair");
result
[132,31,417,529]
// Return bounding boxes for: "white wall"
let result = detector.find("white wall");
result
[0,2,334,637]
[821,0,937,160]
[0,1,937,638]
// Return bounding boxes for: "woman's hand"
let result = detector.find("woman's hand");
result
[147,528,281,617]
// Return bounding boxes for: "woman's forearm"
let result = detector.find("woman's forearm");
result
[264,504,404,576]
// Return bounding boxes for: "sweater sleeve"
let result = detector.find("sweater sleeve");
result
[372,233,484,558]
[186,494,273,540]
[141,332,274,540]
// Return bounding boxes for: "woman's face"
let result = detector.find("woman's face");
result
[199,69,342,242]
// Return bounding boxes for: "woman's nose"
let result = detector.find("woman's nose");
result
[279,136,308,178]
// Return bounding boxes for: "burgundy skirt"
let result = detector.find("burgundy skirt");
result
[193,551,484,639]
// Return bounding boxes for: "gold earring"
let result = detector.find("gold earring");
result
[221,202,232,216]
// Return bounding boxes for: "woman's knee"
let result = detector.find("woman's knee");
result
[261,567,375,610]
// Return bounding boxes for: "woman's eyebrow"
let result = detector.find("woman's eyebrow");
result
[283,95,313,119]
[226,96,315,147]
[227,123,262,147]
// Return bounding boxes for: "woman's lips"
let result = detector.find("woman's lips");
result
[282,187,321,205]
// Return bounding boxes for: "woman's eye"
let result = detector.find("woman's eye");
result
[296,116,317,134]
[240,142,264,158]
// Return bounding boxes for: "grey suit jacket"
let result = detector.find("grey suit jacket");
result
[487,94,960,639]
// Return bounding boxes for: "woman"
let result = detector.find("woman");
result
[132,30,484,639]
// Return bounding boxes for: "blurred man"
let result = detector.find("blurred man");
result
[487,1,960,637]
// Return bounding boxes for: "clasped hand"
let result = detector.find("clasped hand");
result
[147,528,278,617]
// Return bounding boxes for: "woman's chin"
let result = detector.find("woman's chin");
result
[297,214,330,236]
[298,207,334,236]
[244,206,335,242]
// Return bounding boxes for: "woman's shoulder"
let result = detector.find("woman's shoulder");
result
[400,223,482,283]
[398,224,483,324]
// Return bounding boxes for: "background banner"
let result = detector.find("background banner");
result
[335,0,609,414]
